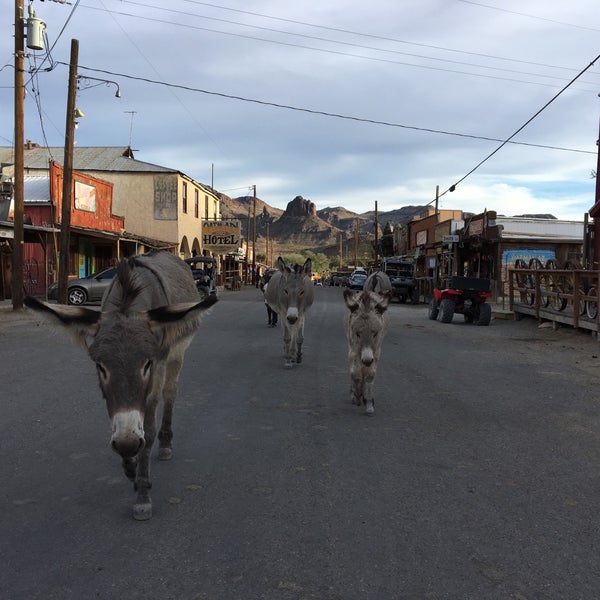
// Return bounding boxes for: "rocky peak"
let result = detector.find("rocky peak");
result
[284,195,316,217]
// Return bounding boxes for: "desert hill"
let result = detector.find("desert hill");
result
[217,192,427,254]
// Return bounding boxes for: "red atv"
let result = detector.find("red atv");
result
[429,276,492,325]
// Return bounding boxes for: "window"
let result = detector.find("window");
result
[213,200,218,220]
[182,182,188,214]
[204,195,209,219]
[194,189,199,218]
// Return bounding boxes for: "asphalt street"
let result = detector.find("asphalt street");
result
[2,286,600,600]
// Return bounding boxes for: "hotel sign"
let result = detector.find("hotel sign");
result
[202,220,241,252]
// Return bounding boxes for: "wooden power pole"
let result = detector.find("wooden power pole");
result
[12,0,25,309]
[58,39,78,304]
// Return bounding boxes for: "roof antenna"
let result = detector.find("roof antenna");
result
[124,110,137,150]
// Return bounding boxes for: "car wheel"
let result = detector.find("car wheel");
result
[439,298,454,323]
[68,287,87,305]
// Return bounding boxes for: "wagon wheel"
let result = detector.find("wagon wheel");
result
[528,258,548,307]
[586,286,598,320]
[562,259,585,314]
[513,259,529,302]
[544,259,567,311]
[564,259,582,270]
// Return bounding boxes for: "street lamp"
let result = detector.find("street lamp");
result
[77,74,121,98]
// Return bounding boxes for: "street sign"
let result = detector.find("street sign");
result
[442,235,459,244]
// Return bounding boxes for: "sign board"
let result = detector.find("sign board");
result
[442,235,459,244]
[202,220,241,253]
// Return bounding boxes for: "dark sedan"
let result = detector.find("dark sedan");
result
[47,267,117,305]
[347,273,367,290]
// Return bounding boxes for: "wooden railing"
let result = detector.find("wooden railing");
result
[508,267,600,332]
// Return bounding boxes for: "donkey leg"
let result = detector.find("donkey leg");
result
[158,359,182,461]
[282,322,294,368]
[132,398,160,521]
[363,370,376,415]
[349,361,363,406]
[122,456,137,481]
[295,319,305,364]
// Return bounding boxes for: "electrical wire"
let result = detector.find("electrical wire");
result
[433,52,600,205]
[78,3,600,91]
[108,0,598,86]
[61,62,595,157]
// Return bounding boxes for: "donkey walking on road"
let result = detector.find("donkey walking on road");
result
[25,250,217,520]
[265,256,314,368]
[343,286,391,415]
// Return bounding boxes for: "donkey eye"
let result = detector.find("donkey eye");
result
[96,363,108,382]
[142,360,153,379]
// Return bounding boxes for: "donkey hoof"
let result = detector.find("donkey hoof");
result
[133,501,153,521]
[284,360,294,369]
[158,447,173,461]
[364,403,375,416]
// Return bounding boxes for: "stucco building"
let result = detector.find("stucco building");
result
[0,143,220,258]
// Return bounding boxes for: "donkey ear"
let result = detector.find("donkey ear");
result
[343,289,360,311]
[302,258,312,276]
[147,294,218,323]
[276,257,287,272]
[24,296,101,347]
[374,292,391,314]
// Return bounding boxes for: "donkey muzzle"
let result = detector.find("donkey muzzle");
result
[111,410,145,458]
[286,307,299,324]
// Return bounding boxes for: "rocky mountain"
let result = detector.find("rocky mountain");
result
[217,192,427,253]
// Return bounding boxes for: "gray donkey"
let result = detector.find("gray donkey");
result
[343,286,391,415]
[265,256,314,368]
[25,250,217,520]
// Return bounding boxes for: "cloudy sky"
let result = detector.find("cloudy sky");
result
[1,0,600,220]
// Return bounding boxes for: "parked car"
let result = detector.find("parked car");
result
[348,272,367,290]
[47,267,117,305]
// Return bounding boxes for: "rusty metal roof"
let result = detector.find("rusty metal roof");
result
[0,146,177,174]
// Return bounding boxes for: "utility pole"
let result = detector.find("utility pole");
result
[12,0,25,310]
[252,185,256,286]
[265,222,270,267]
[58,39,78,304]
[594,105,600,269]
[354,217,358,268]
[374,200,379,267]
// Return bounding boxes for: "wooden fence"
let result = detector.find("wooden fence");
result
[508,266,600,333]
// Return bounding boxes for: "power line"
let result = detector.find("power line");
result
[62,62,595,156]
[78,3,600,91]
[180,0,598,69]
[457,0,600,33]
[434,52,600,204]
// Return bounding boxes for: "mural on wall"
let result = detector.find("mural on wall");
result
[153,176,177,220]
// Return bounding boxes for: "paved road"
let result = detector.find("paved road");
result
[2,286,600,599]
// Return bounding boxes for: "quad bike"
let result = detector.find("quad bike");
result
[429,276,492,325]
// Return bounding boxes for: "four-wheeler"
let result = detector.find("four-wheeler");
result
[429,276,492,325]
